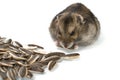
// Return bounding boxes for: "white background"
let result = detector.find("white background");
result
[0,0,120,80]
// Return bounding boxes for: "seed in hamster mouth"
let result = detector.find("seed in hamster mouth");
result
[0,36,80,80]
[58,41,75,49]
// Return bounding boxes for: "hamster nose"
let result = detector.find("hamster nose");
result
[64,42,71,48]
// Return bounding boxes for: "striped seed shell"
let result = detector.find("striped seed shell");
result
[45,52,65,58]
[0,52,7,54]
[16,61,28,66]
[18,66,28,78]
[26,71,33,79]
[12,68,18,78]
[29,64,44,73]
[19,47,33,55]
[0,37,6,42]
[1,60,16,65]
[42,56,60,62]
[2,53,12,59]
[8,45,21,53]
[0,67,4,72]
[0,49,7,52]
[14,41,23,47]
[28,44,44,49]
[63,53,80,59]
[14,65,20,73]
[9,44,19,50]
[0,62,13,67]
[0,67,7,72]
[6,69,16,80]
[29,62,44,68]
[0,44,9,48]
[0,71,8,80]
[48,60,57,71]
[11,41,21,48]
[36,55,44,62]
[40,56,60,65]
[27,54,40,64]
[9,52,26,60]
[5,39,12,44]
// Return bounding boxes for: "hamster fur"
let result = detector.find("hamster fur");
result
[49,3,100,49]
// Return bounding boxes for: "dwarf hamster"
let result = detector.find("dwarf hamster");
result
[49,3,100,49]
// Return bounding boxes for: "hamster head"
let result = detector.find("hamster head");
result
[55,13,85,49]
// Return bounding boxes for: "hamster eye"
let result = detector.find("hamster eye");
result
[70,31,75,36]
[58,31,61,36]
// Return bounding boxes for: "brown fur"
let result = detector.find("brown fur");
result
[49,3,100,49]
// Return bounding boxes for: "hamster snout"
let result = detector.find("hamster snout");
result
[59,40,74,49]
[49,3,100,49]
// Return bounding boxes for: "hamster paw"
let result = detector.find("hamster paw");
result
[55,40,62,47]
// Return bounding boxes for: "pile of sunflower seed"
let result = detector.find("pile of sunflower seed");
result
[0,37,80,80]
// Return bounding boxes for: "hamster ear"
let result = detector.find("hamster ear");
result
[56,14,63,20]
[55,15,61,23]
[56,15,59,20]
[77,15,86,24]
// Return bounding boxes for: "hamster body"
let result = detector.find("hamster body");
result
[49,3,100,49]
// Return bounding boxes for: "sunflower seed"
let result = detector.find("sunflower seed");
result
[0,44,9,48]
[9,52,26,60]
[63,53,80,59]
[11,68,18,77]
[26,71,33,79]
[27,54,39,64]
[18,66,28,78]
[2,53,12,59]
[14,41,23,47]
[28,44,44,49]
[0,67,7,72]
[1,60,16,65]
[45,52,65,58]
[40,56,60,65]
[42,56,60,62]
[14,65,20,74]
[29,62,44,68]
[48,60,57,70]
[0,52,7,54]
[36,55,44,62]
[0,37,6,42]
[16,61,28,66]
[0,36,80,80]
[5,39,12,44]
[6,69,16,80]
[0,62,13,67]
[29,65,44,73]
[0,49,7,52]
[8,45,20,53]
[19,47,33,55]
[0,71,8,80]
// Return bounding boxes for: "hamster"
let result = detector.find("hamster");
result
[49,3,100,49]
